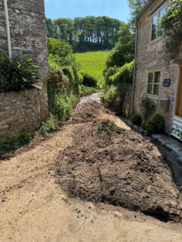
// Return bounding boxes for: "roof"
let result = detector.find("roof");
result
[135,0,156,21]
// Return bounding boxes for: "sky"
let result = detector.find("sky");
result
[44,0,130,23]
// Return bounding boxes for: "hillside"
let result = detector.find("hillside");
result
[75,51,110,87]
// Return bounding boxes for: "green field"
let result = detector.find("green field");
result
[74,51,110,87]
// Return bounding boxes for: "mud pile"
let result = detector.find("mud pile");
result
[56,104,182,222]
[68,101,112,124]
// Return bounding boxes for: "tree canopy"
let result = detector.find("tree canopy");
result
[46,16,123,51]
[127,0,149,31]
[103,22,135,74]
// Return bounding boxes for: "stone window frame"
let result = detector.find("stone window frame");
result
[150,2,167,44]
[147,68,161,100]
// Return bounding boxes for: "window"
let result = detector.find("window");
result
[151,6,166,41]
[147,71,160,96]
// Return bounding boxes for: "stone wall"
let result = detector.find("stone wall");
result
[134,0,181,133]
[0,0,48,142]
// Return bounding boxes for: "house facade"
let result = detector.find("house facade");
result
[132,0,182,135]
[0,0,48,143]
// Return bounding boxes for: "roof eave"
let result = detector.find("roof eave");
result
[135,0,156,22]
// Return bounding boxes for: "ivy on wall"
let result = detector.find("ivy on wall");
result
[158,0,182,59]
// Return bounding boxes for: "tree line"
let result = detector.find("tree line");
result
[46,16,123,52]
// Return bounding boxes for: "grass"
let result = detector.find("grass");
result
[75,51,110,88]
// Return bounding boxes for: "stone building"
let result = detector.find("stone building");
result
[0,0,48,143]
[132,0,182,136]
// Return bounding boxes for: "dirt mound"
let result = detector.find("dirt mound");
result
[56,106,182,222]
[68,101,112,124]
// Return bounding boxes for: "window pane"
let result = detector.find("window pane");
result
[148,84,153,94]
[153,14,158,25]
[148,73,153,83]
[151,14,158,40]
[158,7,166,37]
[153,84,159,96]
[154,72,160,83]
[160,7,166,17]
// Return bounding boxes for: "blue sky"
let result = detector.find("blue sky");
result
[44,0,130,23]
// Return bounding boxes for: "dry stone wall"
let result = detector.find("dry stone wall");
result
[0,0,48,143]
[134,0,181,133]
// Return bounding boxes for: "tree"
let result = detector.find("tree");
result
[47,38,80,70]
[46,16,122,52]
[54,18,74,45]
[104,22,135,73]
[127,0,149,31]
[46,18,56,38]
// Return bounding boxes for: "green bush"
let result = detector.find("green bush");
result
[141,120,149,130]
[103,84,128,112]
[0,52,39,93]
[18,131,32,145]
[109,61,134,85]
[146,113,164,135]
[104,66,119,86]
[140,97,155,120]
[38,114,59,135]
[47,64,72,114]
[47,38,81,72]
[61,66,75,84]
[131,114,142,125]
[79,85,98,97]
[82,73,97,87]
[102,61,134,113]
[54,94,78,122]
[75,71,83,85]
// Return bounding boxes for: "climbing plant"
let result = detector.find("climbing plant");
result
[158,0,182,59]
[0,52,39,93]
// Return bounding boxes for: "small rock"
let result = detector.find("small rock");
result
[113,211,122,217]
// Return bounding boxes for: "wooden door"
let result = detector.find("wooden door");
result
[175,65,182,117]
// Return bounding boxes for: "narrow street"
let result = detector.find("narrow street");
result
[0,93,182,242]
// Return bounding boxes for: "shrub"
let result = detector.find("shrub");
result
[104,66,119,86]
[141,120,149,130]
[145,113,164,135]
[82,73,97,87]
[61,66,75,84]
[79,85,98,97]
[38,114,59,135]
[103,83,128,112]
[109,61,134,85]
[75,71,83,85]
[0,52,39,93]
[47,38,81,71]
[140,97,155,120]
[18,131,32,145]
[54,94,78,122]
[131,114,142,125]
[47,64,72,114]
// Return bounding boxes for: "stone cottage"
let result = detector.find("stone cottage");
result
[132,0,182,137]
[0,0,48,143]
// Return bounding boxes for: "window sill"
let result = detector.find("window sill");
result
[150,36,164,46]
[147,95,159,100]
